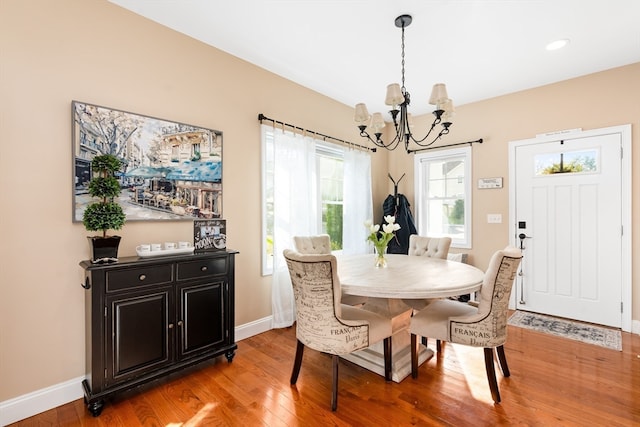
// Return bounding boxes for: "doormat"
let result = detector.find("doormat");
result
[508,311,622,351]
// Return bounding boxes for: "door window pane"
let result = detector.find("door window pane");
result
[535,149,598,175]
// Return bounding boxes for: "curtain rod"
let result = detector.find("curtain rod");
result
[407,138,483,154]
[258,113,377,153]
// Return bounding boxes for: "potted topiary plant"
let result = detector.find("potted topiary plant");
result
[83,154,126,263]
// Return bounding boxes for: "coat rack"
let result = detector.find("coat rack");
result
[388,173,405,210]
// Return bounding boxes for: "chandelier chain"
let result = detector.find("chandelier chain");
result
[401,25,406,91]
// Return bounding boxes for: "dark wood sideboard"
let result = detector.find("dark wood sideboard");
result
[79,250,238,416]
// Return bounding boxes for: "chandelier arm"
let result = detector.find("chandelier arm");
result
[359,128,402,151]
[407,123,439,145]
[378,132,402,151]
[408,127,452,152]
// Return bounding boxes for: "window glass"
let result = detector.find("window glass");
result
[263,132,275,271]
[318,150,344,251]
[261,129,344,274]
[534,149,598,175]
[414,147,471,248]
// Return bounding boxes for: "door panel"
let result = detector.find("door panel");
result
[514,133,622,327]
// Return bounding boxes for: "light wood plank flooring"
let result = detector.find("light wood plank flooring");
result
[10,321,640,426]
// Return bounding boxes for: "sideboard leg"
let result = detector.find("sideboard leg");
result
[87,400,104,417]
[225,350,236,362]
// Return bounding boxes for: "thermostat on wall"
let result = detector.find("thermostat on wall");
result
[478,177,503,189]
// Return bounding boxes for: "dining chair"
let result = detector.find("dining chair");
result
[292,234,332,255]
[283,249,393,411]
[403,235,452,314]
[407,234,452,259]
[409,246,522,403]
[293,234,367,306]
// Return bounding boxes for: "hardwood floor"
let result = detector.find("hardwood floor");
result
[10,322,640,426]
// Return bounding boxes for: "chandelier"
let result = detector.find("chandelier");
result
[354,14,455,153]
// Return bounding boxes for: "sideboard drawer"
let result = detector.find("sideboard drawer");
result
[177,257,227,280]
[106,264,174,292]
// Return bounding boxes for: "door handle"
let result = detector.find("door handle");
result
[518,233,532,250]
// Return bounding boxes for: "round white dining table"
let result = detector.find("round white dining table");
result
[337,253,485,299]
[335,253,485,382]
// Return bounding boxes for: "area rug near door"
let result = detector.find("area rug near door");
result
[508,311,622,351]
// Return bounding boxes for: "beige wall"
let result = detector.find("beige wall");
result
[0,0,637,404]
[388,62,640,316]
[0,0,386,401]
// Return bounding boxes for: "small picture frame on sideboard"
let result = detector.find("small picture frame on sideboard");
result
[194,219,227,252]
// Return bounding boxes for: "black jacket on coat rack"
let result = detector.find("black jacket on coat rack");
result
[383,175,417,254]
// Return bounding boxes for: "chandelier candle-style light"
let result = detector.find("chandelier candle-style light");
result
[354,14,455,153]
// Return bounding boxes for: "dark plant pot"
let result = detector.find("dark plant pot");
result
[88,236,121,263]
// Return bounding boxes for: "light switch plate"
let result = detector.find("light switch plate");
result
[487,214,502,223]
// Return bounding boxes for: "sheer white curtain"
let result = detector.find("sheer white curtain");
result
[270,126,317,328]
[342,148,373,254]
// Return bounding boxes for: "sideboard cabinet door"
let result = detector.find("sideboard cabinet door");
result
[105,288,173,386]
[179,282,225,358]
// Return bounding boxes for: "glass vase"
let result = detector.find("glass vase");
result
[374,245,388,268]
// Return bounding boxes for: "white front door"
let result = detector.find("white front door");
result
[511,128,628,328]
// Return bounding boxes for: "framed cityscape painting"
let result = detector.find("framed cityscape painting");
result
[72,101,223,222]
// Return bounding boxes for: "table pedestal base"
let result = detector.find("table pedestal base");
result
[340,298,433,383]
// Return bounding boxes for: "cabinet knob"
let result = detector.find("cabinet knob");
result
[139,274,146,281]
[177,320,183,326]
[200,266,208,271]
[168,323,174,329]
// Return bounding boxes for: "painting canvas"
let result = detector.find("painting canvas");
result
[72,101,222,221]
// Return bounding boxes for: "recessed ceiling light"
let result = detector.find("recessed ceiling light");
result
[546,39,570,51]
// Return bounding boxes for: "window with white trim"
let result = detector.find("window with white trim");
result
[414,146,472,248]
[261,129,345,275]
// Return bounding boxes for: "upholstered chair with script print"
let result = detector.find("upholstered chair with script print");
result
[283,249,392,411]
[409,246,522,403]
[293,234,368,307]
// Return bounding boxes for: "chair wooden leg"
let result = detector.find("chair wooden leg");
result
[331,354,339,411]
[411,333,418,379]
[484,348,501,403]
[496,345,510,377]
[290,340,304,384]
[383,337,392,382]
[436,340,442,352]
[421,336,428,347]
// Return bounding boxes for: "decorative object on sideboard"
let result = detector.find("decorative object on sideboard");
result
[82,154,126,263]
[136,241,195,257]
[194,219,227,252]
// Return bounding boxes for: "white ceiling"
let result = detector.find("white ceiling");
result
[109,0,640,118]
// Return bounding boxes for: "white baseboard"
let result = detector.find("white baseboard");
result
[235,315,273,341]
[0,376,85,426]
[632,319,640,335]
[0,317,274,426]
